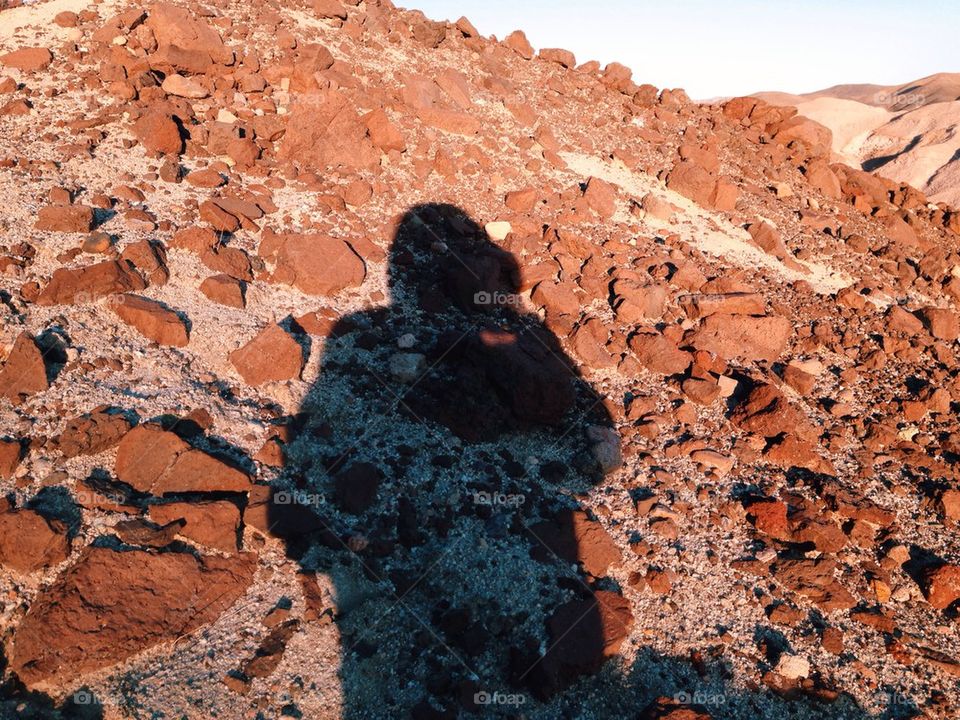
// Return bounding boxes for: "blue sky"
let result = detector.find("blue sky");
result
[408,0,959,99]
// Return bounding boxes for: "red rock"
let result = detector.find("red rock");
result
[666,161,715,207]
[0,438,22,478]
[0,332,48,403]
[804,160,841,199]
[35,204,94,232]
[773,115,833,156]
[120,239,170,286]
[417,106,480,135]
[54,11,79,27]
[112,294,189,346]
[200,274,245,308]
[312,0,347,19]
[54,407,133,457]
[259,230,366,296]
[504,187,537,212]
[132,111,182,156]
[539,48,576,68]
[185,167,226,188]
[230,324,304,386]
[679,292,765,319]
[731,383,813,439]
[7,547,256,687]
[171,226,218,254]
[504,30,533,59]
[201,245,253,281]
[146,2,233,72]
[115,424,252,494]
[148,500,241,552]
[36,260,148,305]
[280,89,380,171]
[771,558,857,611]
[583,176,616,218]
[0,47,52,72]
[922,564,960,610]
[612,281,667,321]
[342,179,373,206]
[917,307,959,341]
[745,499,791,540]
[685,314,791,362]
[627,332,692,375]
[0,502,69,573]
[601,62,635,93]
[364,107,406,153]
[200,199,240,233]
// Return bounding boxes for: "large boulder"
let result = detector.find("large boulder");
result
[259,230,366,296]
[278,89,380,171]
[6,546,256,688]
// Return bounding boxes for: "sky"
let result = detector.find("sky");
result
[407,0,959,100]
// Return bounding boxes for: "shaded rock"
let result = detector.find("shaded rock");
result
[334,462,382,514]
[519,591,633,699]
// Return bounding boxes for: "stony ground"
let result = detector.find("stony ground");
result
[0,1,959,719]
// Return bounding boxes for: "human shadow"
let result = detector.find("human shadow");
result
[263,202,631,716]
[264,204,898,719]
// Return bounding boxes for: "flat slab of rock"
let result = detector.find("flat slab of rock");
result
[36,260,147,305]
[115,424,252,494]
[54,407,133,457]
[259,230,366,296]
[7,546,256,688]
[0,332,48,403]
[230,324,305,386]
[685,314,791,362]
[0,501,69,573]
[112,294,189,346]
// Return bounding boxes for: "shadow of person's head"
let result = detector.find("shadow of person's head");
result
[383,202,603,444]
[386,202,520,316]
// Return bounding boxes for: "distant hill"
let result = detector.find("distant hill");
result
[755,73,960,205]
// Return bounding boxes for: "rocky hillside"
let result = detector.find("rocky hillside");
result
[1,1,960,719]
[755,74,960,207]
